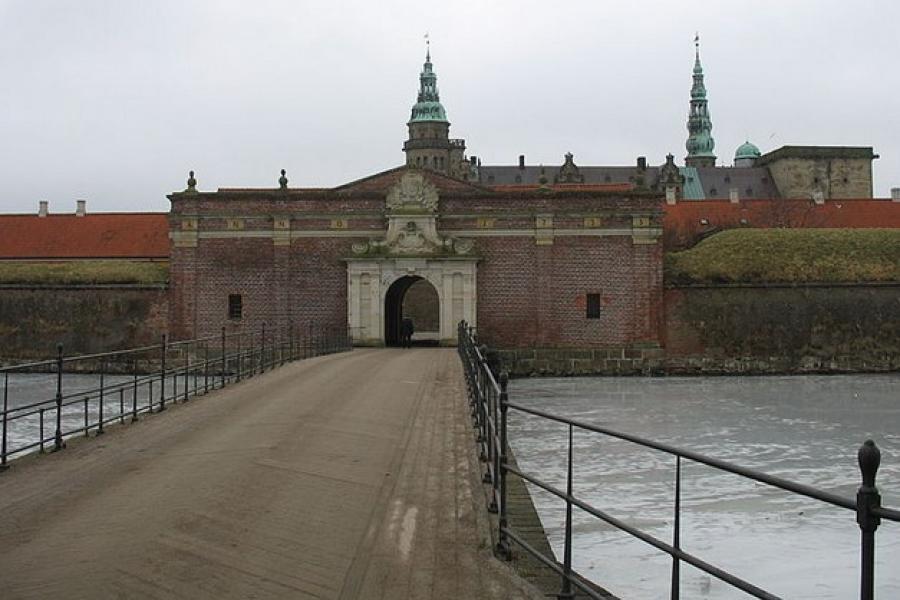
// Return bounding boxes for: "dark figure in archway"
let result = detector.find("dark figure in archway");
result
[401,318,415,348]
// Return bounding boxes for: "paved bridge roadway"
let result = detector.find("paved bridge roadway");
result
[0,349,543,599]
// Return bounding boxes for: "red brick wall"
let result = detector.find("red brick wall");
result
[474,236,662,348]
[167,172,664,350]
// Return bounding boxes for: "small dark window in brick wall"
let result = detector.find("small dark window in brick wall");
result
[586,293,602,319]
[228,294,243,320]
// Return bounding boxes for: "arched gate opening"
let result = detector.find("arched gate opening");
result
[384,276,440,347]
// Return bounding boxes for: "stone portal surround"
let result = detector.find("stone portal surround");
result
[167,170,665,347]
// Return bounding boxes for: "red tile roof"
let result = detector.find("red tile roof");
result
[664,198,900,247]
[0,213,169,259]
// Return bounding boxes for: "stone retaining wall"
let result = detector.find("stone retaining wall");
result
[494,283,899,376]
[0,285,169,360]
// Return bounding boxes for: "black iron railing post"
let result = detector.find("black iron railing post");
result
[183,345,189,402]
[558,423,575,600]
[53,343,65,451]
[495,371,511,560]
[39,408,45,452]
[1,372,8,471]
[671,455,682,600]
[857,439,882,600]
[83,396,89,437]
[220,327,226,388]
[204,341,209,393]
[97,360,106,435]
[131,360,139,422]
[237,332,243,381]
[261,322,266,373]
[159,334,167,412]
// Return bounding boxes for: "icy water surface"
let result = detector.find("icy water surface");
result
[509,374,900,599]
[1,373,198,457]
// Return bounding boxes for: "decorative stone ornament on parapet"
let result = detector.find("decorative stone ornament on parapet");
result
[351,172,475,257]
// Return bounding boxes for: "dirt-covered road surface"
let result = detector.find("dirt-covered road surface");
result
[0,348,542,599]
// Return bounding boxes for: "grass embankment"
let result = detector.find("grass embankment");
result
[666,229,900,284]
[0,260,168,285]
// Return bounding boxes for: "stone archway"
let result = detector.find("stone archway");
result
[344,172,479,346]
[346,258,477,346]
[383,275,440,346]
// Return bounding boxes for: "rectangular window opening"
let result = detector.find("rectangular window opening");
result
[228,294,243,320]
[586,293,602,319]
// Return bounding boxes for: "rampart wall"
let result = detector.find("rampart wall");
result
[497,283,900,376]
[0,285,168,360]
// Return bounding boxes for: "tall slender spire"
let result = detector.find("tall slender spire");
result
[685,34,716,168]
[409,39,447,123]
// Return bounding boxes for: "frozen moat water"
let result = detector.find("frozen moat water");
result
[508,374,900,599]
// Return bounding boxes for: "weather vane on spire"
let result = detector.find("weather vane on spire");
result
[425,32,430,60]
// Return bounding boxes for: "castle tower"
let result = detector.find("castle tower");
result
[402,42,467,178]
[685,35,716,168]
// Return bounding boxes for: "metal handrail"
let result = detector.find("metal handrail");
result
[457,320,898,600]
[1,323,354,469]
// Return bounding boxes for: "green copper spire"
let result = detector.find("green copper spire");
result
[409,40,448,123]
[685,34,716,167]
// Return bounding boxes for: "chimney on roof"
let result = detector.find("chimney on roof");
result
[518,155,525,169]
[76,199,86,217]
[38,200,48,217]
[470,156,477,165]
[637,156,647,171]
[892,187,900,202]
[729,188,739,203]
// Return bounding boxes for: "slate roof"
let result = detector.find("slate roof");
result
[478,164,781,199]
[478,165,660,187]
[692,167,780,199]
[0,213,169,259]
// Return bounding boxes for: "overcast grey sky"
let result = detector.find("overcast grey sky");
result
[0,0,897,213]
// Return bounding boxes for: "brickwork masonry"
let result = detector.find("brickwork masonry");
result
[495,283,899,377]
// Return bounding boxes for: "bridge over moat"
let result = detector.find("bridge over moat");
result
[0,349,545,600]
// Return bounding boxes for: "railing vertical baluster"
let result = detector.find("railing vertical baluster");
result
[97,361,105,435]
[39,408,45,452]
[53,343,65,451]
[183,347,189,402]
[119,388,124,424]
[83,396,89,437]
[149,379,154,413]
[204,341,209,393]
[237,333,243,381]
[132,360,139,422]
[495,371,511,560]
[172,356,177,401]
[671,455,682,600]
[857,440,881,600]
[261,323,266,373]
[1,372,8,470]
[221,327,227,388]
[559,423,575,600]
[159,334,167,412]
